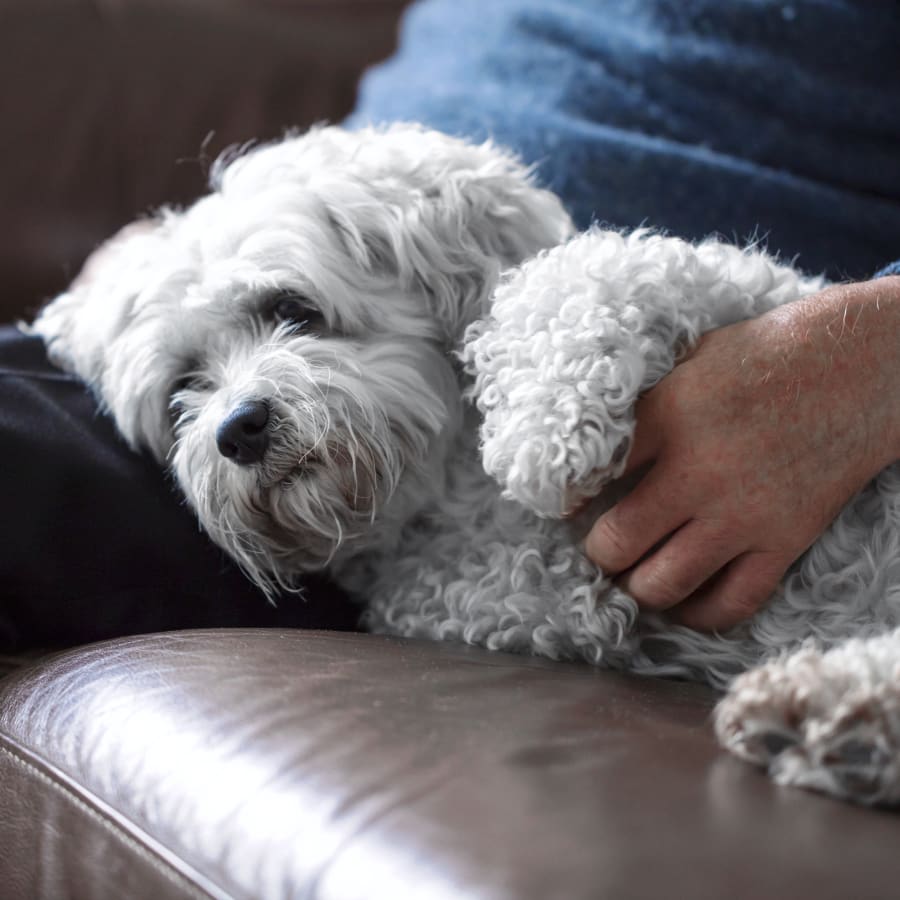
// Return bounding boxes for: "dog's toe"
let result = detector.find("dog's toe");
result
[716,650,900,806]
[817,727,896,803]
[759,728,801,758]
[716,712,800,767]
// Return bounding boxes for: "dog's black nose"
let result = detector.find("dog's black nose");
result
[216,400,270,465]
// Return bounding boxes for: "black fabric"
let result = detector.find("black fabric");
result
[0,327,360,651]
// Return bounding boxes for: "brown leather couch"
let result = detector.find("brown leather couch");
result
[1,2,898,897]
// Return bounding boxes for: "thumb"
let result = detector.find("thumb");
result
[620,393,662,476]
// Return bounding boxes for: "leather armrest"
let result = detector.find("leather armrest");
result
[0,0,409,320]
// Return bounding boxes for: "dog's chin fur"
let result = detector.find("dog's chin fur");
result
[171,332,462,593]
[31,122,900,806]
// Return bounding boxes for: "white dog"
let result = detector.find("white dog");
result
[33,124,900,806]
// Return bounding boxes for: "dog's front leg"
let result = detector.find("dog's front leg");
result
[463,228,823,518]
[358,489,643,666]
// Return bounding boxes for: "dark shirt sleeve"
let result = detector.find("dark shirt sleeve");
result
[0,327,360,652]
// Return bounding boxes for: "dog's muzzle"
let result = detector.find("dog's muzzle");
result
[216,400,270,465]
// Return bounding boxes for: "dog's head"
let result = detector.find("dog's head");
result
[33,124,572,593]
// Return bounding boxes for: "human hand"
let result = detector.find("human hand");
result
[584,277,900,631]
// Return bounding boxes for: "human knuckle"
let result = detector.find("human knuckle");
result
[588,516,633,571]
[631,567,687,608]
[698,515,735,544]
[727,580,774,619]
[723,593,757,621]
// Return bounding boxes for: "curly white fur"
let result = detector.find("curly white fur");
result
[31,123,900,807]
[463,228,824,517]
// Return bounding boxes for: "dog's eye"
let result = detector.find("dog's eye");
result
[170,371,213,425]
[172,372,214,396]
[271,293,325,332]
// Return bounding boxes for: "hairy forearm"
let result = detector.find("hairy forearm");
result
[771,275,900,479]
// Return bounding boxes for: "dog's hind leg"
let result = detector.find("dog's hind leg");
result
[715,628,900,806]
[463,228,823,517]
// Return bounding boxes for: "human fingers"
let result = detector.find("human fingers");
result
[583,462,692,575]
[667,551,787,632]
[617,519,741,612]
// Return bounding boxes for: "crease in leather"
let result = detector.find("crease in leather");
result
[0,730,231,900]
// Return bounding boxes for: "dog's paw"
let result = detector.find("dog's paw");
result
[715,643,900,806]
[462,232,656,518]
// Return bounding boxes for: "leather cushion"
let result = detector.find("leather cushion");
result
[2,629,899,899]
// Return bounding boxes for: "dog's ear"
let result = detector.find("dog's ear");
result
[341,125,572,342]
[309,125,574,344]
[30,218,170,387]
